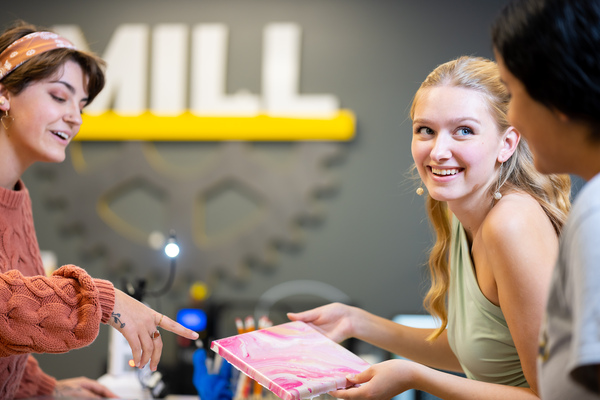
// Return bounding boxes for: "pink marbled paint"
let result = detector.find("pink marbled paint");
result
[210,321,370,400]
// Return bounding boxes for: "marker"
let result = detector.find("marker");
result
[234,317,249,400]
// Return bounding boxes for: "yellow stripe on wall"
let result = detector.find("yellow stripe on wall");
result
[77,109,355,141]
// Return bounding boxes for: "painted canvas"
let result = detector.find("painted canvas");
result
[210,320,370,400]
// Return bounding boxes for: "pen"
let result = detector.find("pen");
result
[243,316,256,399]
[234,317,248,400]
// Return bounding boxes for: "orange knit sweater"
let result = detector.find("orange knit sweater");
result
[0,180,116,399]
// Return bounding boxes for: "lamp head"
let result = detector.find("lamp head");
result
[164,230,180,258]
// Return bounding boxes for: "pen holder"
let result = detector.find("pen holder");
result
[193,348,234,400]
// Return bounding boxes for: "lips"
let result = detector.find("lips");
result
[430,167,462,176]
[51,130,70,140]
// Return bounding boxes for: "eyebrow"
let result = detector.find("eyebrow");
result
[52,79,89,104]
[413,117,482,126]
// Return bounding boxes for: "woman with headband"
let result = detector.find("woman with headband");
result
[0,21,199,398]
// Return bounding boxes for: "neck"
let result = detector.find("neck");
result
[556,119,600,181]
[447,193,493,244]
[0,136,27,190]
[572,142,600,181]
[0,166,23,190]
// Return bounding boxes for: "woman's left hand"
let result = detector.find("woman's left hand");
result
[330,359,419,400]
[54,377,118,398]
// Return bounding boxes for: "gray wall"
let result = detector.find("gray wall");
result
[3,0,508,382]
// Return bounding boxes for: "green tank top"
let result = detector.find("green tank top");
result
[446,216,528,387]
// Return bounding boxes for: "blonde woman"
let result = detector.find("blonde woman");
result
[289,56,571,400]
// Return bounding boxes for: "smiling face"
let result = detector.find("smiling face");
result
[1,59,88,168]
[411,85,509,206]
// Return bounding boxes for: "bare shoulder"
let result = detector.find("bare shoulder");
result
[481,191,554,251]
[477,192,558,296]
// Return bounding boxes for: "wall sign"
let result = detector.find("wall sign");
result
[55,23,355,141]
[44,22,352,283]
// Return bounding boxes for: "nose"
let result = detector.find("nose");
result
[430,133,452,162]
[64,103,83,126]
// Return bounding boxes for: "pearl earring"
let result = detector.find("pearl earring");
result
[493,163,505,201]
[416,187,424,196]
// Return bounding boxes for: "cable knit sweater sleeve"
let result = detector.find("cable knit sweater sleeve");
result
[0,264,115,357]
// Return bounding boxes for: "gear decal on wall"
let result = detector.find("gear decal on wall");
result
[40,141,343,287]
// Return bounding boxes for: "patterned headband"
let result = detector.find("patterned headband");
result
[0,31,76,81]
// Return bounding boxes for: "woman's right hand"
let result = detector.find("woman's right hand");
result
[287,302,359,343]
[330,359,421,400]
[108,288,199,371]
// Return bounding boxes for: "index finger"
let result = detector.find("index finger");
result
[159,314,200,340]
[287,310,320,324]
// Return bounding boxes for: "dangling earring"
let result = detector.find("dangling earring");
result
[1,109,14,130]
[416,186,424,196]
[493,163,504,201]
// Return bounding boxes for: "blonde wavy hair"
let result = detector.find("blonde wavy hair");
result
[410,56,571,341]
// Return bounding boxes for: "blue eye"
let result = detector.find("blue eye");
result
[457,127,473,135]
[416,126,434,135]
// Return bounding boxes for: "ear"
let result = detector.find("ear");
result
[0,83,10,112]
[554,108,570,123]
[498,126,520,163]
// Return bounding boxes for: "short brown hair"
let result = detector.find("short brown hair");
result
[0,20,105,105]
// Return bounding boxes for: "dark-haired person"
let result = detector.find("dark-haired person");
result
[492,0,600,398]
[0,21,199,398]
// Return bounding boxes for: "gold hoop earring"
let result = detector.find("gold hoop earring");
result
[1,110,14,130]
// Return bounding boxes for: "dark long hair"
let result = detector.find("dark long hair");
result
[492,0,600,141]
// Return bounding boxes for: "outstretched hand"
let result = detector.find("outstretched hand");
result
[54,376,118,398]
[108,289,199,371]
[329,360,419,400]
[287,302,357,343]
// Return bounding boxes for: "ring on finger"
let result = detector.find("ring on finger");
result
[151,330,160,339]
[157,314,164,327]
